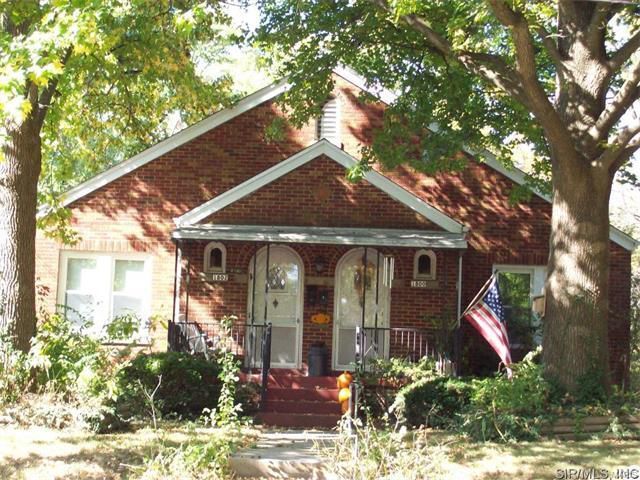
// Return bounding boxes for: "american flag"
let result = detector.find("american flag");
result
[462,275,513,377]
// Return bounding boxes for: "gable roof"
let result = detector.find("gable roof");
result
[58,66,637,251]
[465,146,638,251]
[175,140,466,234]
[59,66,391,208]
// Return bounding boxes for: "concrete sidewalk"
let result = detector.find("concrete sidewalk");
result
[230,429,339,479]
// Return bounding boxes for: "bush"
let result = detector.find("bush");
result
[358,357,438,417]
[0,338,30,405]
[458,359,552,441]
[114,351,221,419]
[28,313,111,399]
[393,376,473,428]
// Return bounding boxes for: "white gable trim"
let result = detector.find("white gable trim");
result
[60,79,290,207]
[333,65,397,105]
[175,140,466,233]
[59,68,397,208]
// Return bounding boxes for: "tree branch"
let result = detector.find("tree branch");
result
[485,0,572,147]
[36,47,73,126]
[377,6,531,107]
[591,58,640,145]
[609,29,640,72]
[535,25,568,83]
[600,116,640,169]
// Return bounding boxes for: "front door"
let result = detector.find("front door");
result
[248,246,304,368]
[333,248,391,370]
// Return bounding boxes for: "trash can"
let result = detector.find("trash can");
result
[308,343,328,376]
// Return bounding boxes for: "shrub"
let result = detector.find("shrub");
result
[392,376,473,428]
[359,357,438,417]
[0,339,30,405]
[457,358,553,441]
[114,351,221,419]
[28,313,111,399]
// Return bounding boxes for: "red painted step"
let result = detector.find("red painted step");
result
[241,373,346,427]
[262,399,342,415]
[266,375,338,389]
[266,386,339,402]
[257,412,342,429]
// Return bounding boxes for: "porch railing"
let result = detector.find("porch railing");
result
[351,325,450,426]
[355,325,440,371]
[168,320,273,407]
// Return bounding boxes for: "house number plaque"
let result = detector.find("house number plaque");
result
[208,273,229,282]
[410,280,429,288]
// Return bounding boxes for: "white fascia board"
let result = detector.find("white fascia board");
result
[58,67,397,208]
[172,225,468,249]
[465,144,639,252]
[176,140,466,234]
[60,80,290,207]
[333,65,398,105]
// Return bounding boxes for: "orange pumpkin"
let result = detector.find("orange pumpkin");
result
[337,371,353,389]
[338,387,351,403]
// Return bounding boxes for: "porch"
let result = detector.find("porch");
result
[167,224,467,374]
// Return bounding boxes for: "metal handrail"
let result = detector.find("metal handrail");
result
[168,320,273,409]
[355,325,437,371]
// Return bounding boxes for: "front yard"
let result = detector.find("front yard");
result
[1,424,639,479]
[0,423,256,480]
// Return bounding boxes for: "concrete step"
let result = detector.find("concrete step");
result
[266,387,339,402]
[257,412,342,429]
[263,400,342,415]
[230,430,337,479]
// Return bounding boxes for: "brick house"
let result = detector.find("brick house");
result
[36,67,637,387]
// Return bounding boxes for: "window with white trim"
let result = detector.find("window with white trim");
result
[316,97,340,146]
[413,249,437,280]
[494,265,546,351]
[58,252,151,340]
[203,242,226,273]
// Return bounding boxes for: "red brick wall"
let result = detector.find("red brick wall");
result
[207,155,440,230]
[34,72,633,383]
[181,240,459,373]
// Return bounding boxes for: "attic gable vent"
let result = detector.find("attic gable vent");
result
[316,98,340,146]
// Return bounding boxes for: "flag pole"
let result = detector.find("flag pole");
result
[459,273,495,320]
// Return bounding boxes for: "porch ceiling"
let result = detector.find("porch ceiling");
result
[172,224,467,249]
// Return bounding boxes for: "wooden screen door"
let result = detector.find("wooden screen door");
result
[248,245,304,368]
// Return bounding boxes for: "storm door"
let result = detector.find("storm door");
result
[248,246,304,368]
[333,248,391,370]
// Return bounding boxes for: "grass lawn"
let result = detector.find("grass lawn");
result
[0,424,253,480]
[442,436,640,480]
[1,425,639,479]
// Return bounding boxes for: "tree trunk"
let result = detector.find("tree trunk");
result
[543,149,612,392]
[0,116,42,353]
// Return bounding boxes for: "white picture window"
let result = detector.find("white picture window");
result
[58,252,152,341]
[316,97,340,146]
[203,242,226,273]
[413,249,437,280]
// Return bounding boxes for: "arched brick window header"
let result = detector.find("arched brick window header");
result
[413,249,436,280]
